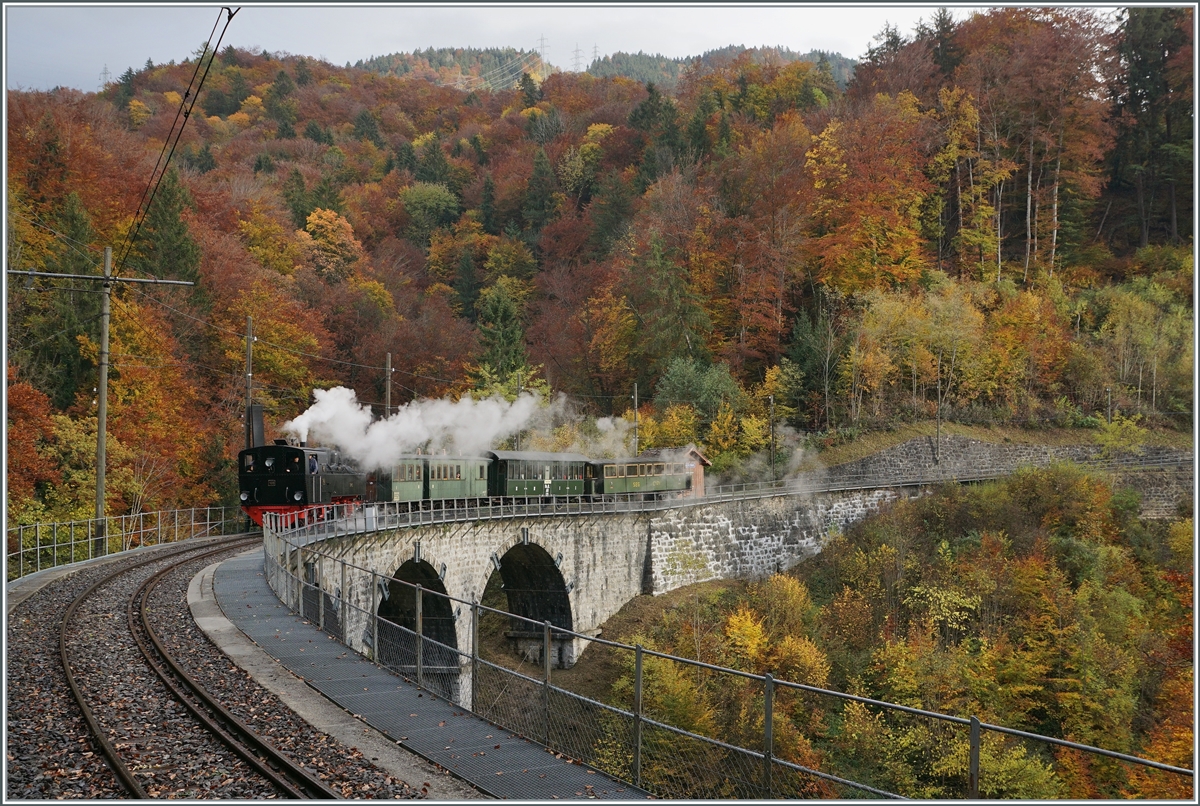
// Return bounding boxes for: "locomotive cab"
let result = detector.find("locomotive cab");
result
[239,441,367,525]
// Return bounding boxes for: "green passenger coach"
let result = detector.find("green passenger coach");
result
[486,451,590,497]
[382,455,426,503]
[590,458,691,496]
[427,456,490,500]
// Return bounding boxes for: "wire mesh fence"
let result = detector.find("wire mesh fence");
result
[263,522,1195,799]
[5,506,246,581]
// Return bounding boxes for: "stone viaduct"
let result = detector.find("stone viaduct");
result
[268,435,1191,691]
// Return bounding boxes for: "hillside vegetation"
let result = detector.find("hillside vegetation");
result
[6,7,1193,526]
[573,467,1193,798]
[587,45,856,91]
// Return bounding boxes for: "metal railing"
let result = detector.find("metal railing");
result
[8,448,1187,583]
[263,525,1193,800]
[5,506,247,582]
[259,450,1193,547]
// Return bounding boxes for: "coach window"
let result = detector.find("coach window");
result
[456,464,462,479]
[243,454,256,472]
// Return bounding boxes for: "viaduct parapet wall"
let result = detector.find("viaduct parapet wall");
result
[281,436,1190,674]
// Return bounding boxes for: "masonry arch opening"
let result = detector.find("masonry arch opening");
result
[484,542,575,668]
[377,559,460,698]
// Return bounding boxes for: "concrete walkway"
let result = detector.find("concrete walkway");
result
[190,553,483,800]
[206,549,649,801]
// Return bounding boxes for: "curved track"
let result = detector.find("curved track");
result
[57,536,339,799]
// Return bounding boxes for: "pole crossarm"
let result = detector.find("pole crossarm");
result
[8,270,195,286]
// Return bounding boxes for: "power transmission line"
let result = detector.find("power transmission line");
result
[452,50,542,91]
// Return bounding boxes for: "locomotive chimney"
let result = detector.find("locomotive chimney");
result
[245,403,265,449]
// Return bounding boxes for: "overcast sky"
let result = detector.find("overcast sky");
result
[3,3,1004,92]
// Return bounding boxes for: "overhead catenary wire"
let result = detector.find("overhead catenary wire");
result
[113,7,239,281]
[124,283,465,384]
[9,211,103,264]
[115,285,732,411]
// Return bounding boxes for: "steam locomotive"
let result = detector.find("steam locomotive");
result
[238,440,705,526]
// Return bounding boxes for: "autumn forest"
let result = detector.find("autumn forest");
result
[4,6,1194,797]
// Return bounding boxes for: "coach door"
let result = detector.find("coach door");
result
[306,452,322,502]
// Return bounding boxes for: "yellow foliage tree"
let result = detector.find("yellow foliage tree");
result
[128,99,152,128]
[657,403,699,447]
[300,208,364,281]
[238,204,304,275]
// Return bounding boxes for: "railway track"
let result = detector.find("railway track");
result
[8,536,423,800]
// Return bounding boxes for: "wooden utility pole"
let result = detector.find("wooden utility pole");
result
[244,315,254,449]
[515,370,522,451]
[385,352,392,419]
[632,382,638,456]
[96,248,111,522]
[8,252,194,537]
[769,394,775,482]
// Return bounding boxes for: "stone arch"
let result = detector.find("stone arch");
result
[488,541,575,667]
[377,558,459,697]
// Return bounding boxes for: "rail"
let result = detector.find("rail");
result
[262,527,1193,800]
[6,506,246,582]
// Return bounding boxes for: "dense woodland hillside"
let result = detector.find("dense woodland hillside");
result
[6,7,1194,527]
[587,45,856,92]
[354,46,550,89]
[593,467,1193,798]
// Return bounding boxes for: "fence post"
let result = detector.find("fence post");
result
[969,715,980,799]
[297,547,305,620]
[318,554,325,631]
[341,560,347,634]
[371,571,379,662]
[763,673,774,798]
[633,645,643,788]
[415,584,424,688]
[543,620,552,746]
[471,599,479,713]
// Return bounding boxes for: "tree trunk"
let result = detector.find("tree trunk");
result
[1024,137,1034,281]
[995,178,1004,282]
[1168,180,1178,243]
[1049,127,1064,277]
[1135,168,1150,248]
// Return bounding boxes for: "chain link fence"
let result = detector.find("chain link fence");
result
[263,522,1193,799]
[6,506,247,582]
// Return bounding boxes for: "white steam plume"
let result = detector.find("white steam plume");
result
[283,386,543,469]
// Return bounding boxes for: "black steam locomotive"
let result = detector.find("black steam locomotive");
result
[238,440,703,526]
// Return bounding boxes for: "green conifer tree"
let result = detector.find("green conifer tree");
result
[523,147,557,232]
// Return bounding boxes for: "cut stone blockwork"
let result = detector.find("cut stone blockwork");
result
[284,436,1191,671]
